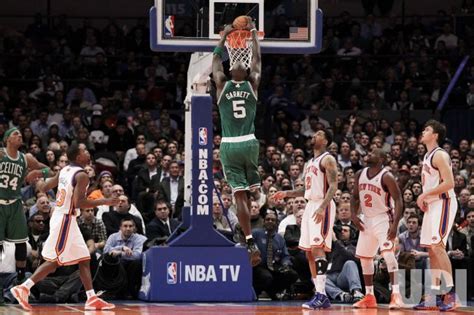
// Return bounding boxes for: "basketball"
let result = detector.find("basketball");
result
[232,15,250,29]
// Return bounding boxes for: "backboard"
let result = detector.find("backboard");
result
[150,0,323,54]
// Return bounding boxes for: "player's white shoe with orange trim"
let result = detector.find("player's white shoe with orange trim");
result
[10,285,32,311]
[389,293,406,309]
[85,295,115,310]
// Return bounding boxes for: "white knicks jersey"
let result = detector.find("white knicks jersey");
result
[358,167,393,218]
[54,165,85,216]
[304,152,330,201]
[422,147,456,201]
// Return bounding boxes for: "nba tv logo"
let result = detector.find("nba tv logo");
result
[199,127,208,145]
[167,262,178,284]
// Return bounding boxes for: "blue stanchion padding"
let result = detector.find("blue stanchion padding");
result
[139,95,254,302]
[168,95,232,247]
[139,246,255,301]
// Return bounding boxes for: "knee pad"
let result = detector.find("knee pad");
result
[315,258,328,275]
[360,258,375,275]
[15,242,27,261]
[381,251,398,273]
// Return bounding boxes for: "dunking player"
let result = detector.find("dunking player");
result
[212,20,262,265]
[10,144,119,311]
[414,120,459,311]
[350,148,404,309]
[0,127,55,284]
[273,130,338,309]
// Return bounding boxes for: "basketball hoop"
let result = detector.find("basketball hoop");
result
[221,30,264,70]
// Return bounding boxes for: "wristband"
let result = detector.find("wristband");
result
[41,167,50,179]
[250,28,257,33]
[213,46,224,58]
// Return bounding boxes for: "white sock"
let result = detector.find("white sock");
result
[245,235,253,240]
[86,289,96,299]
[312,277,317,288]
[392,284,400,294]
[22,279,35,290]
[366,285,374,295]
[315,275,327,295]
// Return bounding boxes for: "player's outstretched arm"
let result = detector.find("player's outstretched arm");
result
[212,25,233,95]
[25,153,55,183]
[272,188,304,201]
[417,151,454,208]
[73,172,119,209]
[36,173,59,193]
[247,21,261,92]
[383,172,403,240]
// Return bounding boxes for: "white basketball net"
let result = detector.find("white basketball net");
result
[224,30,263,70]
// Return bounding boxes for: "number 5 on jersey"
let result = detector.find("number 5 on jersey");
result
[233,100,246,118]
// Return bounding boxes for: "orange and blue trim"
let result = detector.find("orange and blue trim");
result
[439,198,450,239]
[55,214,72,257]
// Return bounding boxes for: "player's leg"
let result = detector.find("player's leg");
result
[6,201,29,282]
[415,201,446,309]
[80,260,115,310]
[435,198,459,311]
[353,216,378,308]
[10,260,58,311]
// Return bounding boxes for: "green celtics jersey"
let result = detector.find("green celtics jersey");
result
[217,80,258,138]
[0,149,27,200]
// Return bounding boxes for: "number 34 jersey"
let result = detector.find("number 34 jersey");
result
[358,167,393,218]
[0,149,27,200]
[217,80,257,138]
[55,165,85,216]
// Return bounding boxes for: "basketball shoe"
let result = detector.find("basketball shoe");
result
[10,285,32,311]
[389,293,406,309]
[302,292,331,309]
[413,294,442,310]
[353,294,377,308]
[85,295,115,310]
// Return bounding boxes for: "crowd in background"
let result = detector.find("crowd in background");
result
[0,5,473,303]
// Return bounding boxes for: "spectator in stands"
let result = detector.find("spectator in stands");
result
[278,196,305,235]
[77,208,107,252]
[326,224,364,302]
[460,209,474,255]
[250,201,264,230]
[27,214,47,271]
[284,209,312,294]
[102,195,144,236]
[146,200,180,246]
[212,195,238,239]
[252,210,298,300]
[397,205,417,235]
[446,226,469,281]
[123,134,147,171]
[158,161,184,219]
[135,152,160,216]
[398,214,428,271]
[104,218,147,299]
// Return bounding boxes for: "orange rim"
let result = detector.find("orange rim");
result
[221,30,265,49]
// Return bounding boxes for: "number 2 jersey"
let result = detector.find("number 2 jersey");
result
[217,80,257,138]
[55,165,85,216]
[0,149,27,200]
[358,167,393,218]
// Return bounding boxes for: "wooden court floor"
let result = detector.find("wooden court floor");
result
[1,302,474,315]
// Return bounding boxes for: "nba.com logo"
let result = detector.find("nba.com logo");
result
[167,262,178,284]
[199,127,208,145]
